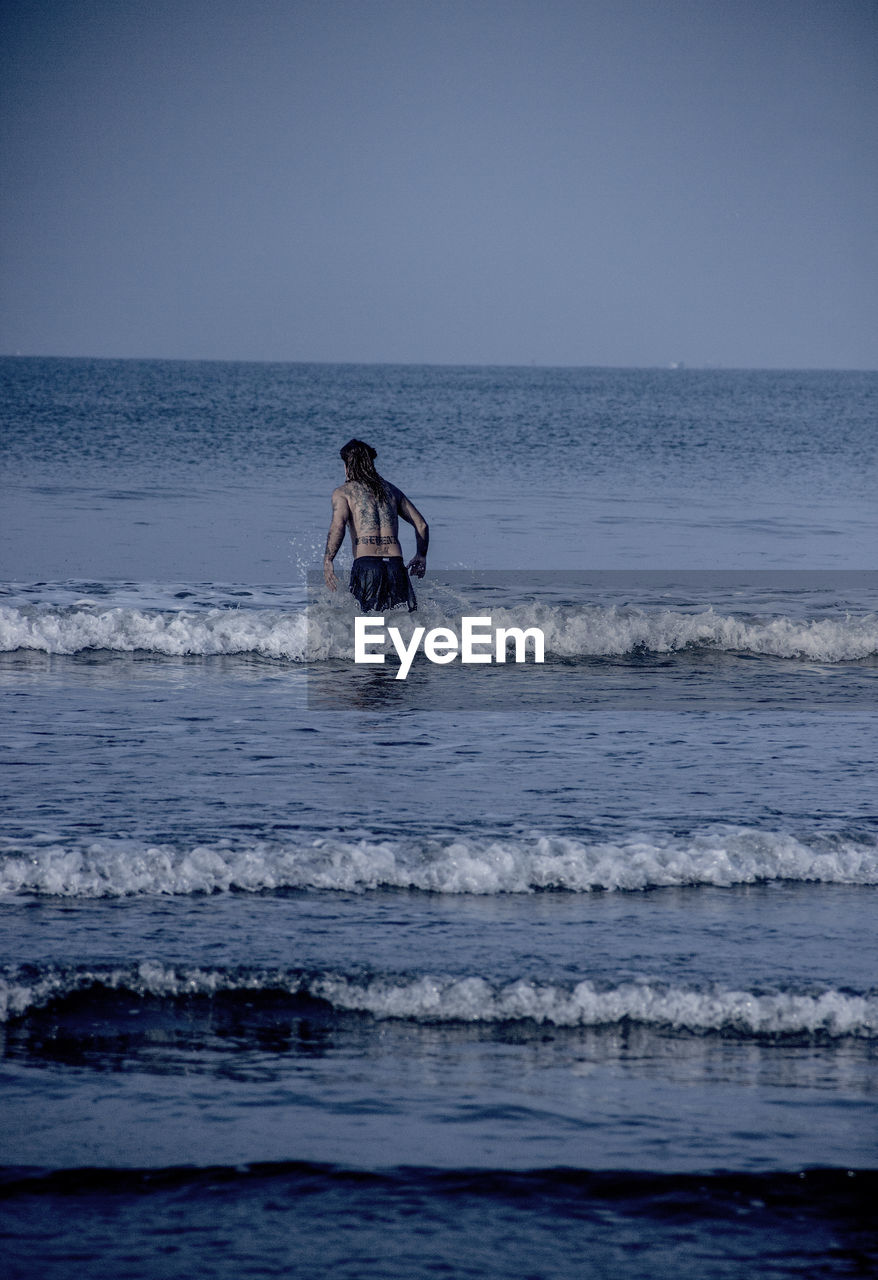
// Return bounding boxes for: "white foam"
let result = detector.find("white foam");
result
[1,961,875,1039]
[1,601,876,662]
[311,973,878,1038]
[1,827,877,898]
[0,603,310,659]
[527,604,878,663]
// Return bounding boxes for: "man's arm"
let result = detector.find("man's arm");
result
[324,489,350,591]
[397,493,429,578]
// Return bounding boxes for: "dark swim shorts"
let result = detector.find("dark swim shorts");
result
[349,557,417,612]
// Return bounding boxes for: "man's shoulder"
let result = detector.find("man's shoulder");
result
[330,484,353,516]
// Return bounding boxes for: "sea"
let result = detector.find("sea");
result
[1,357,876,1278]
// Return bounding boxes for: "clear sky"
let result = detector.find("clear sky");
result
[1,0,876,368]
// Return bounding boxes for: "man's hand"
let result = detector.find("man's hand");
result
[407,554,426,579]
[324,558,339,591]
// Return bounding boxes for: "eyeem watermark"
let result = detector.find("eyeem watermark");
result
[355,615,545,679]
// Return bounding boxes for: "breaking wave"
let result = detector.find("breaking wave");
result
[2,827,877,898]
[1,961,875,1039]
[1,600,876,662]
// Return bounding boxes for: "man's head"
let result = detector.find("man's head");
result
[339,438,386,499]
[340,438,377,473]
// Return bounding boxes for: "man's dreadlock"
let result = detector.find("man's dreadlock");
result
[339,439,387,503]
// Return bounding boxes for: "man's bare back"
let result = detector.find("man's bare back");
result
[335,478,407,560]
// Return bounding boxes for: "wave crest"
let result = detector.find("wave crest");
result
[2,827,877,898]
[2,961,875,1039]
[2,601,876,662]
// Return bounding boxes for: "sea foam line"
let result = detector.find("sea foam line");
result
[1,961,875,1039]
[1,828,877,898]
[0,603,309,659]
[1,602,876,661]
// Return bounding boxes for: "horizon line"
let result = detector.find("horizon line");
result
[2,353,876,374]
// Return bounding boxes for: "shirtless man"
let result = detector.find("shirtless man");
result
[323,438,429,612]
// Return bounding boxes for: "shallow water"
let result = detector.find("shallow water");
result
[1,359,876,1276]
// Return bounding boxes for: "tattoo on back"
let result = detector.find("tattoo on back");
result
[346,483,398,547]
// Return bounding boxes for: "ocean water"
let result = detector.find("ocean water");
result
[1,358,877,1277]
